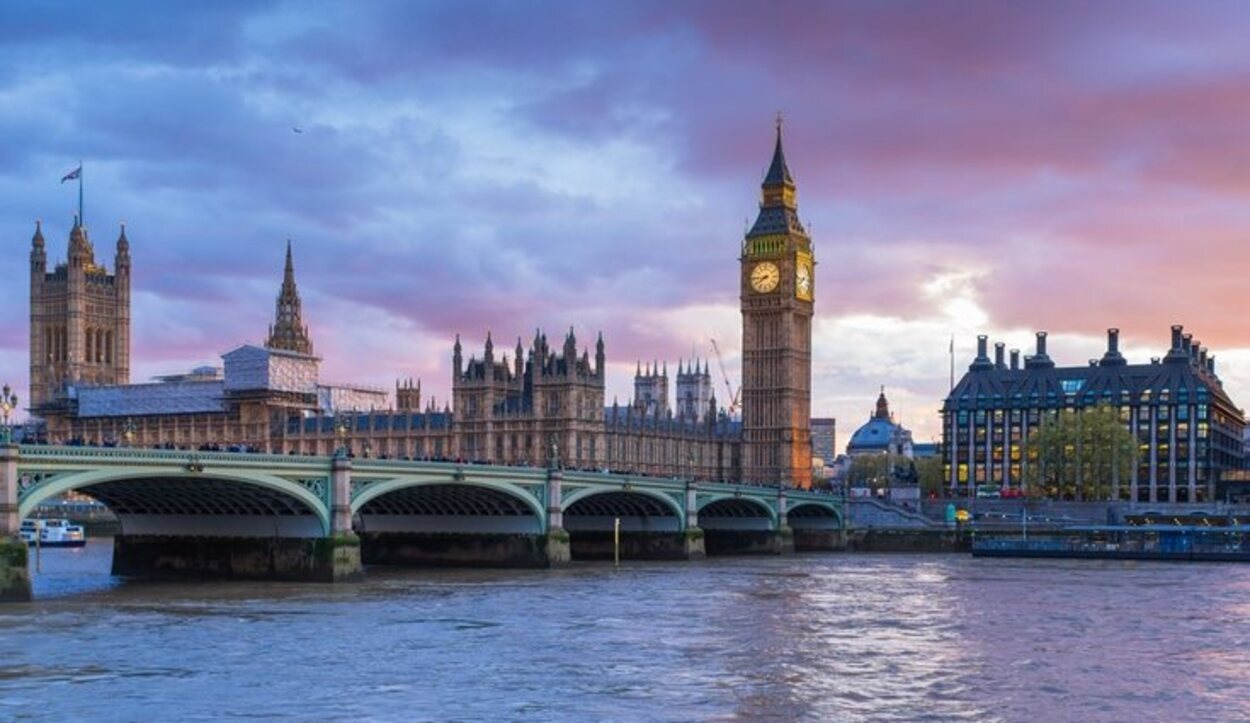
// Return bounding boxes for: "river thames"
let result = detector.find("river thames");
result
[2,544,1248,722]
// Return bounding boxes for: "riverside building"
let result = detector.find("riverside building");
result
[943,328,1245,503]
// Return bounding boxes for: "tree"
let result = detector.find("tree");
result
[1024,404,1137,500]
[846,453,894,488]
[914,455,945,496]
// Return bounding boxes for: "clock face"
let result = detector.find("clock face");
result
[795,262,813,300]
[750,262,780,293]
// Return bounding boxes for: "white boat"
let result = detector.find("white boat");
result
[19,518,87,548]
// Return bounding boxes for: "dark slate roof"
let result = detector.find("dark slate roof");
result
[747,205,807,238]
[763,129,794,187]
[945,357,1238,412]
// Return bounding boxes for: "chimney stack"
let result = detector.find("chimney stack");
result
[970,334,994,371]
[1208,355,1216,374]
[1010,349,1020,370]
[1165,325,1189,363]
[1182,334,1193,357]
[994,342,1005,369]
[1199,347,1208,369]
[1025,332,1054,369]
[1100,328,1126,367]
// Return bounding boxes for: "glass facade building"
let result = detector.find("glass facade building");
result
[942,326,1244,502]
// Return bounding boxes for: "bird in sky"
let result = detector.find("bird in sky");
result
[292,126,304,134]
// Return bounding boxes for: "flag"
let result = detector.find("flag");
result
[60,166,81,184]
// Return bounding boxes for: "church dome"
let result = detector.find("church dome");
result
[848,416,899,452]
[846,388,912,456]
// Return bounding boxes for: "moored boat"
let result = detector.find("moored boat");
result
[18,518,88,548]
[972,524,1250,562]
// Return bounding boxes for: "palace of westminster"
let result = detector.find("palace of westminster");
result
[24,126,818,488]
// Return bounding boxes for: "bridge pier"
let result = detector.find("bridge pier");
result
[544,468,571,566]
[0,444,32,602]
[685,483,706,559]
[328,454,363,580]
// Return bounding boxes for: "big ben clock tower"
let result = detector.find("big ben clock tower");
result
[740,118,814,489]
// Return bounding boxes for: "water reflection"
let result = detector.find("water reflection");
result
[2,543,1247,721]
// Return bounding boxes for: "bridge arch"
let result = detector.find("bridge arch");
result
[352,477,545,535]
[563,487,684,532]
[788,500,844,529]
[18,468,331,537]
[698,495,777,531]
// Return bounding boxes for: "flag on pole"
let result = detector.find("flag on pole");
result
[61,166,82,183]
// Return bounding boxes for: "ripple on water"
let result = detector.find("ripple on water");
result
[6,548,1250,721]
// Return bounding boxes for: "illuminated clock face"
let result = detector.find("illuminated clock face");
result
[750,262,780,293]
[795,262,812,300]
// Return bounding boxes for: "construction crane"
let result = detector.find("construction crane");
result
[709,338,742,417]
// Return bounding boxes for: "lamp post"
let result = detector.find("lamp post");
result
[123,417,135,448]
[335,418,348,458]
[548,435,561,471]
[0,383,17,445]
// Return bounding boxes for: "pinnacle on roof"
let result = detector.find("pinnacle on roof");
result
[763,113,795,188]
[874,386,890,420]
[32,219,44,247]
[265,240,314,356]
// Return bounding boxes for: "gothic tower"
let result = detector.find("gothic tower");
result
[739,120,814,488]
[29,217,131,413]
[675,359,713,422]
[266,241,314,355]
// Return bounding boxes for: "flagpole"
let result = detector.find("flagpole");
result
[78,160,83,226]
[949,335,954,392]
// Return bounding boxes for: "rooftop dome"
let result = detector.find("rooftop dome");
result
[846,387,912,455]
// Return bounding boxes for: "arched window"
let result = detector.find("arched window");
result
[105,330,113,364]
[85,328,93,364]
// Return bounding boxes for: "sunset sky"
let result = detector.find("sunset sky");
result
[4,1,1250,442]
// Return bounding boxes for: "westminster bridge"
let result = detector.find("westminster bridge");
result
[0,444,843,598]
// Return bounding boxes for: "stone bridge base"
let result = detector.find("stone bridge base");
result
[112,534,363,582]
[0,537,32,602]
[362,531,571,569]
[794,529,846,552]
[569,530,706,561]
[704,527,795,556]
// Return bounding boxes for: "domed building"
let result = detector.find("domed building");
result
[846,388,914,458]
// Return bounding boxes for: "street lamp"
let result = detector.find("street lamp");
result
[548,435,561,471]
[123,417,135,448]
[0,383,17,445]
[334,417,348,458]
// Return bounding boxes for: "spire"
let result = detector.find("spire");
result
[283,239,295,284]
[747,115,805,239]
[265,240,314,355]
[874,386,890,420]
[32,220,44,249]
[763,112,795,188]
[116,222,130,256]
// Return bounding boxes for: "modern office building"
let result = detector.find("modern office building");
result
[943,329,1245,502]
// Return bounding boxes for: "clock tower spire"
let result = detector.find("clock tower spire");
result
[739,117,814,489]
